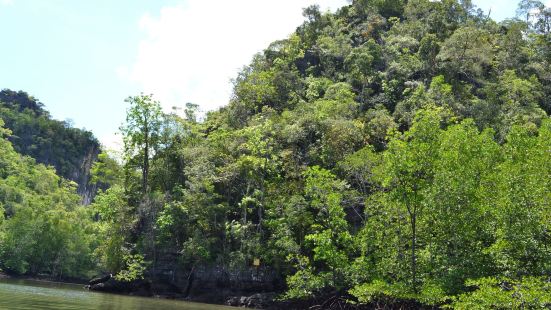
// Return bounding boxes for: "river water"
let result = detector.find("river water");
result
[0,278,235,310]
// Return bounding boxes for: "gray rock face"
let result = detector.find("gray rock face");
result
[76,145,100,205]
[87,278,152,297]
[87,264,285,308]
[225,292,277,308]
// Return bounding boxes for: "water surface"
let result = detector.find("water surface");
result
[0,278,234,310]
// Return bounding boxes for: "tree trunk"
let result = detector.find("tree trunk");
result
[410,212,417,293]
[143,125,149,194]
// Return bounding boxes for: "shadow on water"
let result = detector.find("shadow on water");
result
[0,278,235,310]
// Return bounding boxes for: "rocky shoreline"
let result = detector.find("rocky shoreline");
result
[1,271,432,309]
[83,277,431,309]
[1,270,281,308]
[85,274,283,308]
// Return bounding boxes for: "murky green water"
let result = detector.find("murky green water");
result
[0,278,234,310]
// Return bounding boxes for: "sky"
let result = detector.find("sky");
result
[0,0,542,149]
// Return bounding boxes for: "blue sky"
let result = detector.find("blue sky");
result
[0,0,533,149]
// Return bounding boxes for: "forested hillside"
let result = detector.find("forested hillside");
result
[1,0,551,308]
[0,119,95,278]
[0,89,100,204]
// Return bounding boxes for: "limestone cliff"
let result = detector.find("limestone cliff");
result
[0,89,100,204]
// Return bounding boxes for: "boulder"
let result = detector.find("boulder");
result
[87,278,152,297]
[225,292,277,308]
[88,274,112,286]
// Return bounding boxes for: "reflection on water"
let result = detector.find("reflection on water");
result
[0,278,233,310]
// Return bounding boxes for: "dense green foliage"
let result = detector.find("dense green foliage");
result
[1,0,551,308]
[450,277,551,309]
[87,0,551,307]
[0,120,95,278]
[0,89,100,201]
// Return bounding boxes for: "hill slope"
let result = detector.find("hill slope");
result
[87,0,551,307]
[0,119,95,278]
[0,89,100,204]
[1,0,550,308]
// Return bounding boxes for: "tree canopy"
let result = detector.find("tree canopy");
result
[1,0,551,308]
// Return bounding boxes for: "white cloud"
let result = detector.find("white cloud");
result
[118,0,347,113]
[99,132,123,152]
[0,0,13,6]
